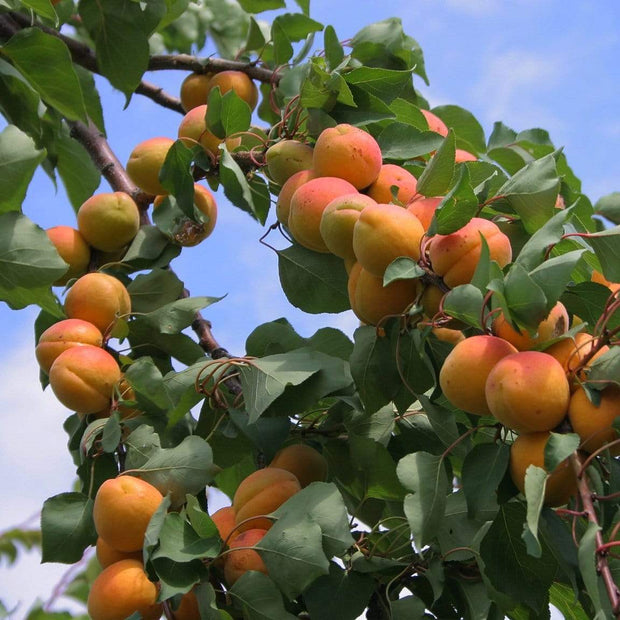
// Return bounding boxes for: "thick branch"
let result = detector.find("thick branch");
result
[570,452,620,617]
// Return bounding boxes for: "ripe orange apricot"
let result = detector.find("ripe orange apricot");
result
[420,109,448,136]
[77,192,141,253]
[211,505,237,543]
[431,327,465,345]
[180,71,213,112]
[87,558,159,620]
[173,589,201,619]
[64,272,131,334]
[45,226,91,286]
[454,149,477,162]
[35,318,103,375]
[492,301,569,351]
[177,104,230,157]
[348,262,419,326]
[269,443,328,488]
[223,528,268,586]
[275,168,315,226]
[406,195,442,231]
[427,217,513,288]
[365,164,418,205]
[95,536,142,569]
[319,193,377,261]
[205,70,259,110]
[48,345,121,414]
[288,176,357,252]
[93,476,164,552]
[232,468,301,532]
[265,139,314,186]
[509,431,577,507]
[591,269,620,294]
[485,351,570,433]
[568,385,620,455]
[439,335,518,416]
[126,137,174,196]
[352,203,425,277]
[312,124,382,189]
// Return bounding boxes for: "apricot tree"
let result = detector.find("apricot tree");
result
[0,1,619,619]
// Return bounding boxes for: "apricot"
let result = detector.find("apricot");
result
[93,375,142,421]
[509,431,577,507]
[455,149,477,162]
[64,272,131,334]
[77,192,140,253]
[265,139,314,186]
[406,195,442,231]
[352,203,425,277]
[223,528,268,586]
[365,164,418,205]
[431,327,465,345]
[48,345,121,414]
[93,476,164,552]
[154,183,217,247]
[232,467,301,532]
[95,536,142,569]
[319,193,377,261]
[312,124,382,189]
[178,104,226,156]
[269,443,328,488]
[35,318,103,374]
[591,269,620,294]
[348,262,419,326]
[427,217,513,288]
[126,137,174,196]
[87,558,159,620]
[180,71,213,112]
[420,109,448,136]
[211,505,237,543]
[45,226,91,286]
[568,385,620,455]
[173,589,201,619]
[205,70,259,110]
[275,169,315,226]
[493,301,569,351]
[485,351,570,433]
[288,176,358,252]
[439,335,518,416]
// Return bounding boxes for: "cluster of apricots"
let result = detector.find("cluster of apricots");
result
[439,299,619,507]
[263,117,512,327]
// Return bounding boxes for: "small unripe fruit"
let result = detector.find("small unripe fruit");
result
[93,476,164,552]
[180,72,213,112]
[223,528,268,586]
[206,70,259,110]
[48,345,121,414]
[265,139,314,186]
[313,124,382,189]
[269,443,328,488]
[365,164,418,205]
[36,318,103,374]
[126,137,174,196]
[45,226,91,286]
[77,192,140,253]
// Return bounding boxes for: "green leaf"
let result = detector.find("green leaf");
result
[206,88,252,139]
[2,28,87,122]
[561,282,620,332]
[503,262,548,328]
[20,0,59,24]
[544,432,580,472]
[159,140,196,217]
[0,125,46,213]
[429,165,478,235]
[140,296,222,334]
[79,0,152,96]
[578,521,605,612]
[277,244,350,314]
[417,130,456,197]
[120,225,182,271]
[432,105,486,153]
[41,493,96,564]
[594,191,620,224]
[128,269,185,314]
[383,257,425,286]
[549,582,590,620]
[587,225,620,282]
[522,465,547,558]
[397,452,449,547]
[323,25,344,70]
[377,122,442,160]
[0,59,43,139]
[272,13,323,42]
[151,512,219,563]
[236,0,285,12]
[442,284,485,329]
[344,66,412,104]
[229,572,296,620]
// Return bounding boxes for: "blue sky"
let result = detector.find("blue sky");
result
[1,0,619,614]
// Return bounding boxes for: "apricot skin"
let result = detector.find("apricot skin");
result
[211,505,237,543]
[485,351,570,433]
[288,176,358,253]
[126,137,174,196]
[269,443,328,488]
[421,109,448,136]
[77,192,140,253]
[233,467,301,532]
[439,335,518,416]
[178,104,226,156]
[568,386,620,455]
[223,528,268,586]
[509,431,577,507]
[319,193,377,261]
[493,301,569,351]
[428,217,512,288]
[180,72,213,112]
[406,196,442,231]
[48,345,121,415]
[275,169,315,226]
[206,70,259,110]
[352,203,424,278]
[93,476,164,553]
[45,226,91,286]
[87,558,159,620]
[173,589,201,619]
[95,536,142,569]
[64,272,131,334]
[265,139,314,186]
[365,164,418,205]
[36,318,103,375]
[312,124,382,189]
